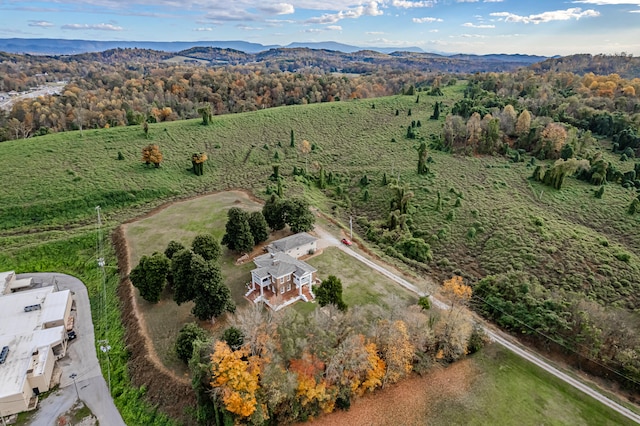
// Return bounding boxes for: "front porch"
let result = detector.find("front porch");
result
[245,282,316,311]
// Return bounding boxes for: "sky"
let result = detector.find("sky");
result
[0,0,639,56]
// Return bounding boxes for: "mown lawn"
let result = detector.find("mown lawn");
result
[429,344,636,426]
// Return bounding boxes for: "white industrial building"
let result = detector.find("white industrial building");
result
[0,271,73,417]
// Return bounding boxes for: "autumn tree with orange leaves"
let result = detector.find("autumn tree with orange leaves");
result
[436,276,474,362]
[210,341,261,419]
[141,144,163,168]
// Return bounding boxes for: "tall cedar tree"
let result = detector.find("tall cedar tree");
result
[222,207,255,253]
[191,234,221,261]
[316,275,347,311]
[263,194,286,231]
[248,211,269,244]
[129,252,170,303]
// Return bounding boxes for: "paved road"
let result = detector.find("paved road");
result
[17,273,126,426]
[313,225,640,425]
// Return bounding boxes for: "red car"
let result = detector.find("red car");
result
[341,238,353,246]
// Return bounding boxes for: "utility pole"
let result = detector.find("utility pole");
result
[349,216,353,240]
[96,206,111,394]
[70,373,79,400]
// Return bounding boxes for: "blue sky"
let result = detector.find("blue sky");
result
[1,0,639,55]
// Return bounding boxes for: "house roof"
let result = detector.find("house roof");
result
[252,252,316,279]
[269,232,316,253]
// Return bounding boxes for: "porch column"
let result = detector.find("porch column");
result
[260,282,264,299]
[299,277,303,296]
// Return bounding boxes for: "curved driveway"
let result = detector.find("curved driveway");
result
[17,273,125,426]
[313,225,640,424]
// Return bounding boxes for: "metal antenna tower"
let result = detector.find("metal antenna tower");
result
[95,206,111,394]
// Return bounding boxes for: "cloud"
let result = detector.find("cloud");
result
[366,31,385,34]
[462,22,495,28]
[236,24,263,30]
[413,17,443,23]
[490,8,599,24]
[391,0,435,7]
[257,3,295,15]
[306,1,383,24]
[327,25,342,30]
[62,23,123,31]
[483,0,504,2]
[28,20,54,27]
[573,0,640,4]
[193,27,213,31]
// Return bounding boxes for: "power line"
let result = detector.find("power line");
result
[472,293,640,388]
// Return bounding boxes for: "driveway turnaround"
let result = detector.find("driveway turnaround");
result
[17,273,125,426]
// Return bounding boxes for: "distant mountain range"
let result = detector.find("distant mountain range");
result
[0,38,546,63]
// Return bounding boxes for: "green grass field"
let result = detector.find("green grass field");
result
[429,344,636,426]
[1,82,638,424]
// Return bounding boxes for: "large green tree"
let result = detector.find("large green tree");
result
[263,194,286,231]
[222,207,255,253]
[285,197,315,233]
[192,233,221,261]
[315,275,347,311]
[175,322,208,363]
[129,252,170,303]
[171,248,195,305]
[190,254,236,320]
[248,211,269,244]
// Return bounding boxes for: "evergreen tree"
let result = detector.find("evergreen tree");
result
[318,165,326,189]
[248,211,269,244]
[222,207,255,253]
[191,255,235,320]
[290,129,295,147]
[316,275,347,311]
[175,322,208,363]
[171,249,195,305]
[430,101,440,120]
[192,234,221,261]
[417,141,429,175]
[164,240,186,260]
[285,197,315,233]
[263,194,286,231]
[129,252,170,303]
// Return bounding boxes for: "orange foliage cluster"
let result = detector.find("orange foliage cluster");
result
[442,275,472,304]
[581,72,640,98]
[141,144,163,167]
[290,351,335,413]
[191,152,208,164]
[210,341,261,418]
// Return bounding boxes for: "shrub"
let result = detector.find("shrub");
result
[418,296,431,310]
[175,322,208,363]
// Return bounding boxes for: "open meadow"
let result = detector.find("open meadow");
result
[1,82,639,424]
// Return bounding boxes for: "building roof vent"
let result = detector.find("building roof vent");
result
[0,346,9,364]
[24,304,42,312]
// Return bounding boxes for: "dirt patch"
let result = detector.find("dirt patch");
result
[112,227,196,423]
[304,360,479,426]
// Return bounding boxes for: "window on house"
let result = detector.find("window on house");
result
[280,285,285,294]
[287,283,291,291]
